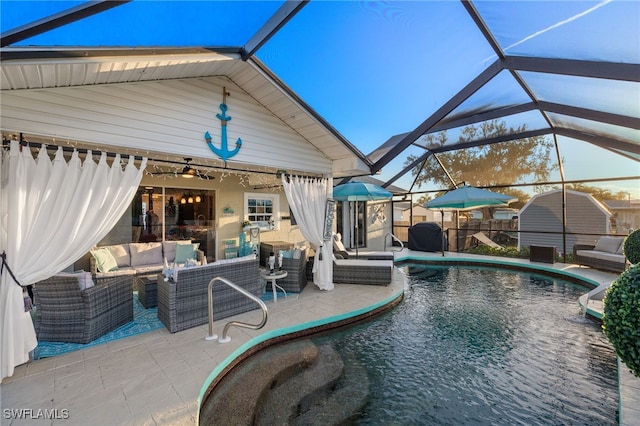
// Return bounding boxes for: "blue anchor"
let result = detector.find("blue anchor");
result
[204,88,242,162]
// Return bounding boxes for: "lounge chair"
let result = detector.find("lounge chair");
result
[471,232,503,249]
[333,233,394,260]
[333,258,393,285]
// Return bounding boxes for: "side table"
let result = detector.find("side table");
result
[261,270,288,302]
[135,274,158,308]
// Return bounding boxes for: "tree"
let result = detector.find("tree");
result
[567,183,629,204]
[405,120,557,193]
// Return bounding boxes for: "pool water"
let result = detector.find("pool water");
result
[312,264,618,425]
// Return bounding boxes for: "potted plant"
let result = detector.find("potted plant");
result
[242,220,252,230]
[623,228,640,265]
[603,263,640,378]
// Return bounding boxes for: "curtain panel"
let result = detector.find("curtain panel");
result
[282,175,333,291]
[1,141,147,382]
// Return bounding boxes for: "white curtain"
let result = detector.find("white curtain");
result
[1,141,147,382]
[282,175,333,291]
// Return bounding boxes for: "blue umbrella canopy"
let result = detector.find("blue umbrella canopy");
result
[332,182,392,258]
[333,182,393,201]
[424,185,516,210]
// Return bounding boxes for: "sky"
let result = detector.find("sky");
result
[1,0,638,197]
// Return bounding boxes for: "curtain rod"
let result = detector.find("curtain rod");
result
[1,136,321,178]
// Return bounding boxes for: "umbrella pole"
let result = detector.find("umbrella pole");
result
[355,201,359,259]
[441,210,445,257]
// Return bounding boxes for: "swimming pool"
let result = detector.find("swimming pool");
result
[308,264,618,425]
[201,263,618,424]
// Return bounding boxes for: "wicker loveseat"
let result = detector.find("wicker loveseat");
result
[157,255,261,333]
[33,274,133,343]
[573,236,628,273]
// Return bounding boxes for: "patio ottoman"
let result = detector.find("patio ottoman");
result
[136,274,158,308]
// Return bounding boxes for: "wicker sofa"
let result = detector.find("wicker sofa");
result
[573,236,627,273]
[89,241,204,278]
[157,255,261,333]
[33,274,133,343]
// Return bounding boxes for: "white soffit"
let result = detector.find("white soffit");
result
[0,50,370,172]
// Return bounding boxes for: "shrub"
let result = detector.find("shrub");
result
[623,229,640,264]
[603,263,640,377]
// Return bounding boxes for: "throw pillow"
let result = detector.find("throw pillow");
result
[594,237,622,253]
[91,248,118,273]
[175,243,197,264]
[130,242,163,266]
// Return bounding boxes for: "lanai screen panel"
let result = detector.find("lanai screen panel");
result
[474,0,640,63]
[2,1,284,47]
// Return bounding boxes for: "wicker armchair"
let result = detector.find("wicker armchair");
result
[33,274,134,344]
[278,250,308,293]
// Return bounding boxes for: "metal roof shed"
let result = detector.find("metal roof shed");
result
[518,189,612,255]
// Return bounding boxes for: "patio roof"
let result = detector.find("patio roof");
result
[1,0,638,193]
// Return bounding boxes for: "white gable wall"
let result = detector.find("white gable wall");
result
[1,76,332,175]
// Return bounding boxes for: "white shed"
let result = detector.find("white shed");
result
[518,189,612,255]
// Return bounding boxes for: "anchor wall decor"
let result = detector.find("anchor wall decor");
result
[204,87,242,163]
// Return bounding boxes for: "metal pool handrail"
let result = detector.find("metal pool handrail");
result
[206,276,268,343]
[384,232,404,252]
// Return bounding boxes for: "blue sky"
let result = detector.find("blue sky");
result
[2,0,638,196]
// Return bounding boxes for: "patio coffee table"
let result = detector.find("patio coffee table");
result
[261,270,288,303]
[135,274,158,308]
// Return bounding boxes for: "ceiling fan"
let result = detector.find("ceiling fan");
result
[150,158,213,180]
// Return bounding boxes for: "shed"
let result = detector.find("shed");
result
[518,190,612,255]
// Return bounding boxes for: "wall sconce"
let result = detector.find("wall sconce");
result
[195,195,202,203]
[180,196,187,204]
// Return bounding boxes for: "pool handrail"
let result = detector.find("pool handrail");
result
[206,276,268,343]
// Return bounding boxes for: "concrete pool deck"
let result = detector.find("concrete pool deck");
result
[1,250,637,425]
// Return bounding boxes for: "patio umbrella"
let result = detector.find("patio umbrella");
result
[424,185,517,256]
[333,182,393,258]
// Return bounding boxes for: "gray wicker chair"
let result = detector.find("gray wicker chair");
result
[157,256,261,333]
[278,251,308,293]
[33,274,134,344]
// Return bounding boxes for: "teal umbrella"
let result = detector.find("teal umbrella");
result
[333,182,393,202]
[425,185,517,256]
[333,182,393,257]
[425,185,516,210]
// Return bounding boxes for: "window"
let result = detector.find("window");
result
[244,193,279,230]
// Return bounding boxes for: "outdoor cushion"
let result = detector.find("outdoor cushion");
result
[592,251,626,263]
[616,242,625,255]
[105,244,131,268]
[56,271,95,290]
[279,249,296,259]
[162,240,194,263]
[95,267,137,279]
[91,248,119,273]
[593,237,623,254]
[130,242,163,267]
[175,243,199,263]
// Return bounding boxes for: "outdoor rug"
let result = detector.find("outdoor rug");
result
[35,290,285,359]
[34,293,165,359]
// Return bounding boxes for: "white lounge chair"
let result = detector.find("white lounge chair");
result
[333,233,394,260]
